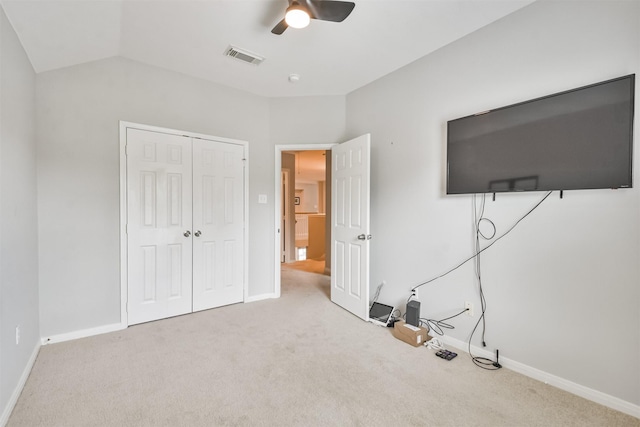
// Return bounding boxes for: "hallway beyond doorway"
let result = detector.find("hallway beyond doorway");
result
[281,257,327,276]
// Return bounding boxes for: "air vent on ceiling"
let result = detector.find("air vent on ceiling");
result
[224,45,265,65]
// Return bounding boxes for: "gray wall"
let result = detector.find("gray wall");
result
[4,0,638,416]
[0,6,39,420]
[36,57,271,337]
[36,58,347,339]
[269,96,346,145]
[346,0,639,406]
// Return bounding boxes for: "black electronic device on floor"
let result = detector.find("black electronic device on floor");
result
[435,349,457,361]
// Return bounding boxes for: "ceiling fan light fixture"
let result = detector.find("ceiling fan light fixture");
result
[285,2,310,29]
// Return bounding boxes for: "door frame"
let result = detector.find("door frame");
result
[274,144,334,298]
[119,121,250,326]
[281,169,291,263]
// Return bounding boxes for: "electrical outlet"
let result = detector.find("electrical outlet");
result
[465,301,473,317]
[15,326,20,345]
[412,288,419,300]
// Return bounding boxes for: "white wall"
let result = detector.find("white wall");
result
[0,5,39,421]
[36,57,271,338]
[295,182,320,213]
[346,0,639,408]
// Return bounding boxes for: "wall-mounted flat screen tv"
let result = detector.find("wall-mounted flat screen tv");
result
[446,74,635,195]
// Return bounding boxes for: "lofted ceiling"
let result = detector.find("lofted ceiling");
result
[1,0,535,98]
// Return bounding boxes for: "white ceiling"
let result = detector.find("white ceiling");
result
[1,0,535,98]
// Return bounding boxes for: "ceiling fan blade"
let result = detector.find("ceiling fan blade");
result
[306,0,355,22]
[271,18,289,35]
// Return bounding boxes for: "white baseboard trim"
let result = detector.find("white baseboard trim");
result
[244,292,278,303]
[41,322,127,346]
[440,335,640,420]
[1,341,40,427]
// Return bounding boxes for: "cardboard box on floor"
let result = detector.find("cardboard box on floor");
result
[393,320,431,347]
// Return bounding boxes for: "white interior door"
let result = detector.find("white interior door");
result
[127,128,193,325]
[192,138,245,311]
[331,134,371,320]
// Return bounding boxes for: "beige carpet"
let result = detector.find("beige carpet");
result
[282,258,327,275]
[8,268,639,426]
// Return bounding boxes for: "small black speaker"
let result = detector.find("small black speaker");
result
[406,300,421,327]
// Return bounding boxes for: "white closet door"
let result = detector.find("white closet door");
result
[127,128,193,325]
[192,138,245,311]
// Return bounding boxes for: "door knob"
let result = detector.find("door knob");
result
[357,234,372,241]
[184,230,191,237]
[194,230,201,237]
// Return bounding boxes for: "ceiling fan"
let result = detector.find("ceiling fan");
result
[271,0,356,35]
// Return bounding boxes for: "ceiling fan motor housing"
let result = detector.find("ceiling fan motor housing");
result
[272,0,356,35]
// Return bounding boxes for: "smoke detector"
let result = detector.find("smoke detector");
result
[224,45,265,65]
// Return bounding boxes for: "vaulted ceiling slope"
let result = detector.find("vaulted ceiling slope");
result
[2,0,535,98]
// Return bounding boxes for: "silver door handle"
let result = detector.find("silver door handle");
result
[184,230,191,237]
[357,234,372,240]
[194,230,201,237]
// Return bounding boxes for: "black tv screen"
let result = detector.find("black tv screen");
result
[446,74,635,195]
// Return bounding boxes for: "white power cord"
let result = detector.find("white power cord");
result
[425,337,444,350]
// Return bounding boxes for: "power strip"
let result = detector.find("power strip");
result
[435,349,457,361]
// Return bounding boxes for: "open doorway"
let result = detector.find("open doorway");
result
[274,144,334,298]
[275,135,371,318]
[284,150,327,273]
